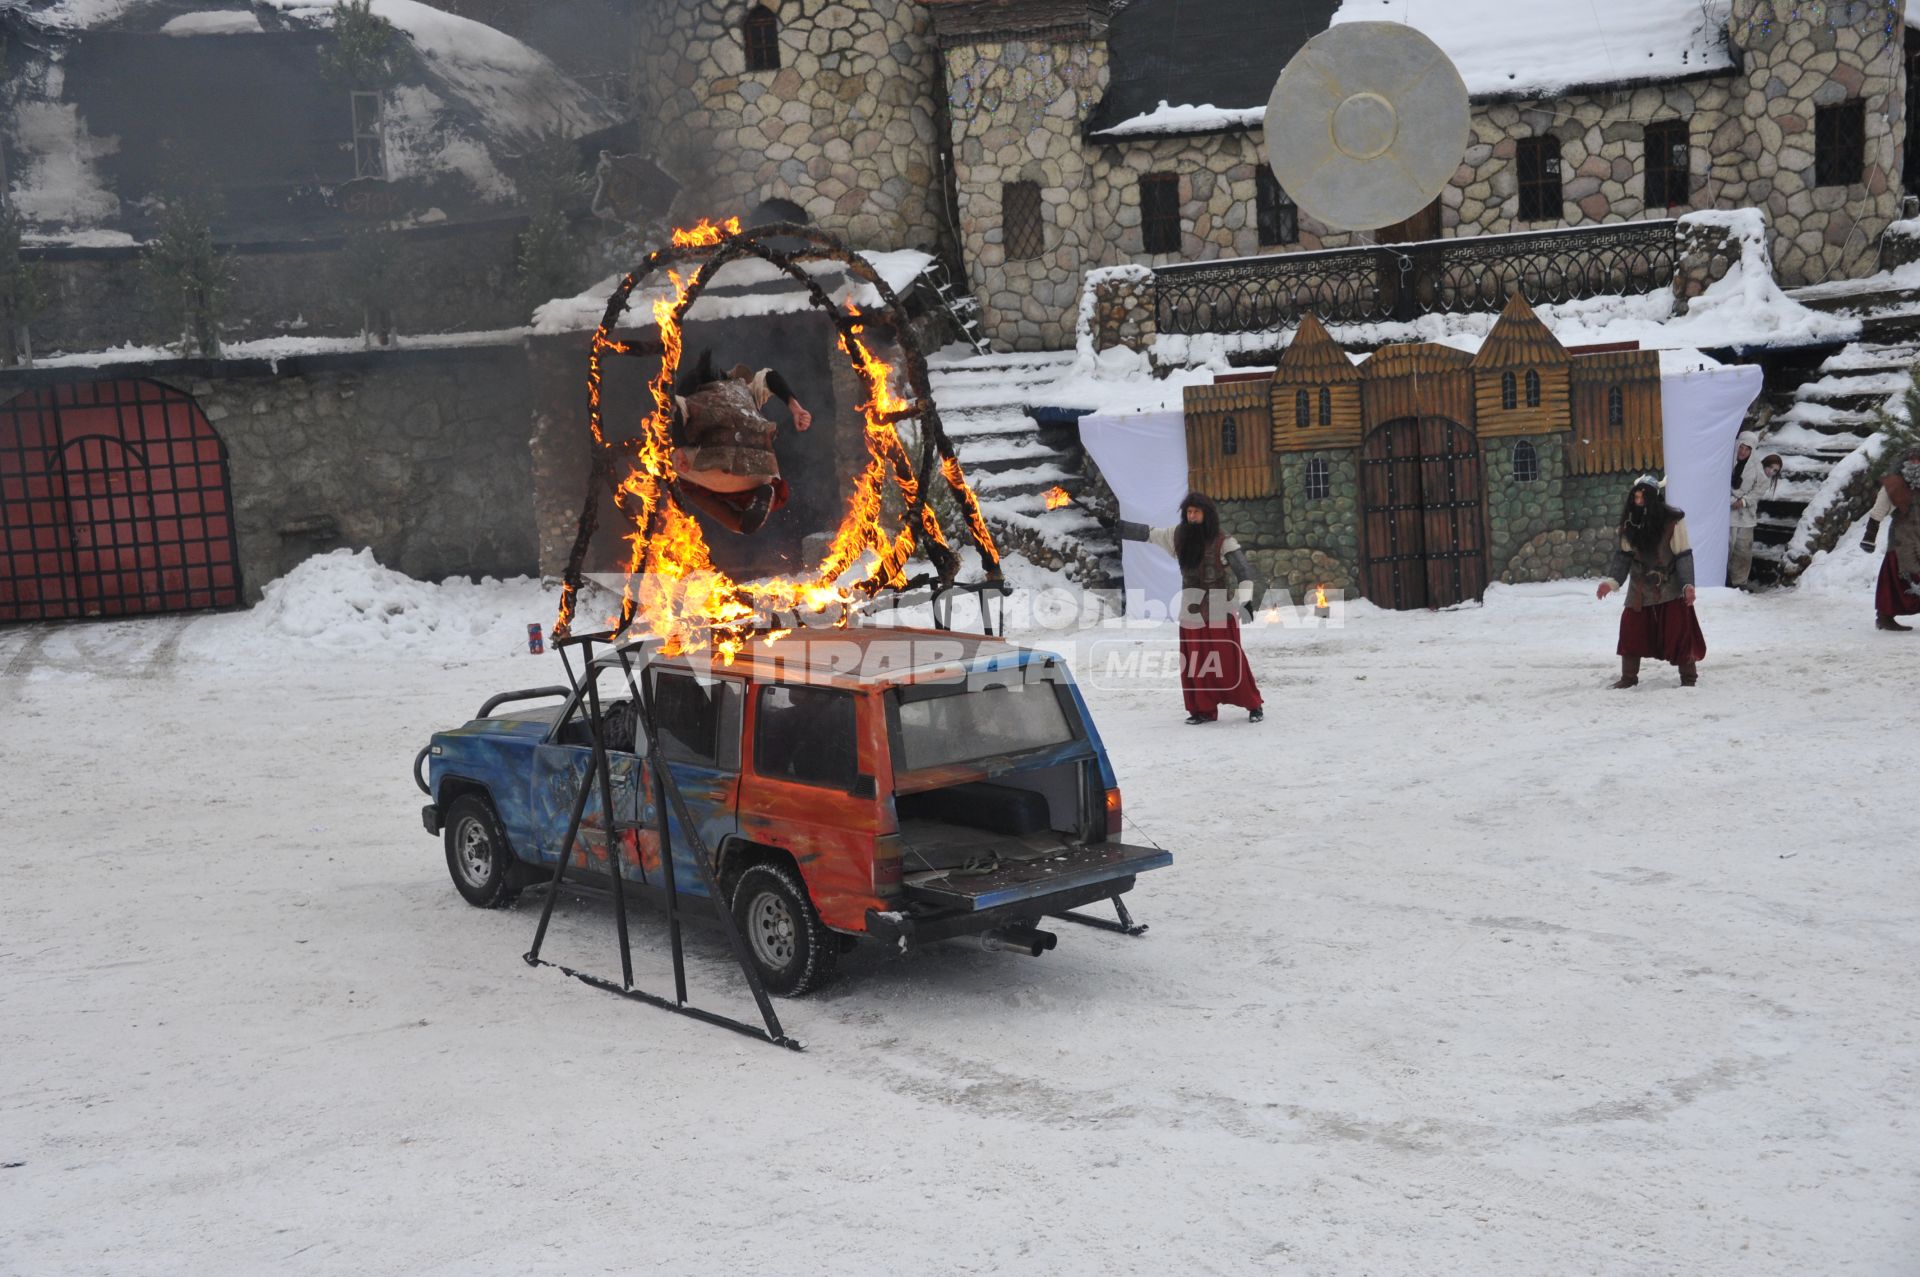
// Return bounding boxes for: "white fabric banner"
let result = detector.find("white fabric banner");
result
[1656,362,1765,589]
[1079,410,1189,617]
[1080,362,1763,610]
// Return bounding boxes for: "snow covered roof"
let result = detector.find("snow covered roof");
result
[1329,0,1736,100]
[2,0,617,238]
[1088,0,1339,136]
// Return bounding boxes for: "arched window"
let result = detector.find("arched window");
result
[1318,387,1332,426]
[1525,368,1542,407]
[1221,414,1239,456]
[1512,439,1540,483]
[1304,457,1332,500]
[743,5,780,72]
[1501,370,1517,410]
[1295,388,1310,427]
[1607,385,1625,428]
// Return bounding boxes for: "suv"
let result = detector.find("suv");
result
[417,625,1170,994]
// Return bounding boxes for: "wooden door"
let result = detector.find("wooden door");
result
[1376,196,1441,245]
[1359,416,1488,610]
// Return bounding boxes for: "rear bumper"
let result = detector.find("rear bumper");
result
[421,804,442,835]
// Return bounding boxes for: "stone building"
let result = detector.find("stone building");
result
[927,0,1918,348]
[1179,296,1667,608]
[632,0,948,250]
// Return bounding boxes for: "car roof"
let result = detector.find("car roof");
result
[599,624,1035,690]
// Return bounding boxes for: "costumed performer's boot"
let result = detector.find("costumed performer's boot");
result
[1876,613,1912,632]
[1611,656,1640,689]
[1679,660,1699,687]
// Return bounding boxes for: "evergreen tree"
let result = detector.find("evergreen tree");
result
[320,0,405,89]
[141,190,229,358]
[513,131,589,319]
[1870,362,1920,482]
[0,205,45,367]
[341,221,401,345]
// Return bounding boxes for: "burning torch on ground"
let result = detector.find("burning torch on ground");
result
[1042,485,1075,511]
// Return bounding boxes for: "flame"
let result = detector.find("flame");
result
[670,216,742,247]
[1042,485,1072,511]
[1315,584,1328,608]
[560,221,1000,659]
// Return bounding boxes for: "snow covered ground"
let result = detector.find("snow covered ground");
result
[3,550,1917,1275]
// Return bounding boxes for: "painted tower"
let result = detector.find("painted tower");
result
[632,0,947,250]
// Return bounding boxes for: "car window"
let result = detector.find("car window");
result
[894,680,1077,772]
[555,667,640,753]
[652,671,741,769]
[753,684,858,790]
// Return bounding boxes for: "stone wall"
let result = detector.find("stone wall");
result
[1085,265,1155,353]
[155,348,538,601]
[23,221,526,357]
[941,36,1108,349]
[1726,0,1907,285]
[1483,434,1566,575]
[634,0,945,251]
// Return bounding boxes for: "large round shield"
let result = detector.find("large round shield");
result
[1263,21,1471,233]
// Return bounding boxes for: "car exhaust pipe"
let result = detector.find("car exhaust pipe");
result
[974,926,1058,957]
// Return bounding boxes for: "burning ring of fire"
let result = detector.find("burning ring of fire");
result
[554,219,1001,663]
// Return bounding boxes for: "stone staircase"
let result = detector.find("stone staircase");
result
[1760,278,1918,577]
[927,349,1122,583]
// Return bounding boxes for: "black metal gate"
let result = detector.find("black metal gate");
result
[0,378,241,622]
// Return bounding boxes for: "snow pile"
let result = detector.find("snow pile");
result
[1331,0,1735,98]
[235,548,545,655]
[1796,529,1887,598]
[1093,100,1266,140]
[1658,209,1857,348]
[31,326,528,370]
[531,250,937,336]
[160,10,265,34]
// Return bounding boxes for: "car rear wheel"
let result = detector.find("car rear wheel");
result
[731,860,837,996]
[444,794,519,909]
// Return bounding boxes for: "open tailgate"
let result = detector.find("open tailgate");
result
[902,837,1172,912]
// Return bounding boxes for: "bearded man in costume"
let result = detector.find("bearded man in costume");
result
[1859,449,1920,632]
[1596,475,1706,688]
[668,349,813,535]
[1106,492,1265,725]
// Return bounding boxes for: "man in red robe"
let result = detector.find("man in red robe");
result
[1597,475,1706,688]
[1111,491,1265,725]
[1860,449,1920,632]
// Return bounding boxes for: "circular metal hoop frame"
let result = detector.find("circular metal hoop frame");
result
[555,222,1000,644]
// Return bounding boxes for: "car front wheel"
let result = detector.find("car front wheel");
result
[731,860,837,996]
[443,794,519,909]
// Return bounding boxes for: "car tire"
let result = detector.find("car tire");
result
[443,794,520,909]
[730,860,837,996]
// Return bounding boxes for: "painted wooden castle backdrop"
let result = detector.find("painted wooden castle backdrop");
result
[1182,295,1664,609]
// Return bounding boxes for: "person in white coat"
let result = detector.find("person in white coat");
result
[1727,431,1769,587]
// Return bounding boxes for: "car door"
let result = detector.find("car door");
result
[737,682,885,931]
[648,668,745,899]
[529,665,651,883]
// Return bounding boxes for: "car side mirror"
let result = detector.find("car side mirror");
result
[851,773,876,799]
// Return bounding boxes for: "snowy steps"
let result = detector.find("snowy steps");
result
[927,350,1121,584]
[1751,336,1912,571]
